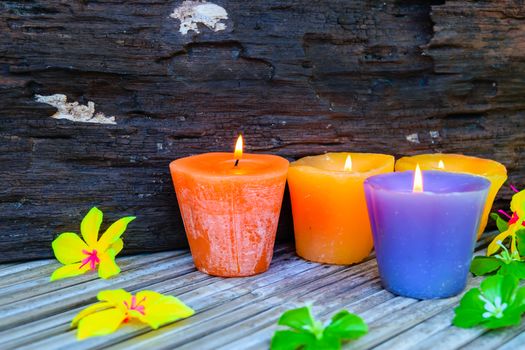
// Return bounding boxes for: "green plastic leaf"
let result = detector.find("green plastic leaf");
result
[306,335,341,350]
[277,306,315,332]
[491,212,509,233]
[515,286,525,313]
[330,310,349,324]
[453,275,525,329]
[453,289,486,328]
[482,280,525,329]
[517,229,525,257]
[470,256,502,276]
[481,274,510,302]
[499,262,525,280]
[483,308,523,329]
[470,253,525,280]
[270,330,315,350]
[324,311,368,340]
[272,306,368,350]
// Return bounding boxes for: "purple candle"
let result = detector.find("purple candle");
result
[364,170,490,299]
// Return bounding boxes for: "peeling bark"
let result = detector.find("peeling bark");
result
[35,94,116,124]
[0,0,524,261]
[171,1,229,35]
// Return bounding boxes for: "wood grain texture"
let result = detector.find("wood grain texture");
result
[0,238,518,350]
[1,0,524,261]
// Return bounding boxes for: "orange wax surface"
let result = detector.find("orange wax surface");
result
[395,153,507,238]
[170,152,288,277]
[287,153,394,265]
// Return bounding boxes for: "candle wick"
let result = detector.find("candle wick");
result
[234,159,240,167]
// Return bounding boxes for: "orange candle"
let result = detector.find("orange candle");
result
[169,136,289,277]
[287,153,394,265]
[395,153,507,238]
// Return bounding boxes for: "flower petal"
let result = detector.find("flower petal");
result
[487,230,513,256]
[111,238,124,256]
[81,207,103,247]
[510,190,525,218]
[136,290,164,307]
[71,302,114,327]
[52,232,89,265]
[136,292,194,329]
[98,249,121,279]
[50,263,90,281]
[97,216,136,251]
[76,308,127,340]
[98,289,132,306]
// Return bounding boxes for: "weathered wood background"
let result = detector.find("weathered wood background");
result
[1,0,524,261]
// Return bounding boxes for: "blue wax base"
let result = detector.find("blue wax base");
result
[379,264,469,299]
[365,171,490,300]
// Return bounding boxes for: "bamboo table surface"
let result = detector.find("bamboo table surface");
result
[0,233,522,350]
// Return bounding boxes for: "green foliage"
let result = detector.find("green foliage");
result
[470,229,525,280]
[490,212,509,233]
[455,188,525,331]
[470,255,525,280]
[453,275,525,329]
[517,229,525,256]
[470,256,505,276]
[270,306,367,350]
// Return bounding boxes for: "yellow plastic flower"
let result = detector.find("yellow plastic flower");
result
[50,207,135,281]
[487,189,525,256]
[72,289,194,340]
[510,189,525,219]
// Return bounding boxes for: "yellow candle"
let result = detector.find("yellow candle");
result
[395,153,507,238]
[287,152,394,265]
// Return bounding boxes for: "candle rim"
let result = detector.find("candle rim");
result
[365,170,491,195]
[396,153,507,178]
[170,152,289,180]
[290,152,394,177]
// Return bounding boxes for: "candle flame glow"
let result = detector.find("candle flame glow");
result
[344,154,352,172]
[438,160,445,169]
[234,134,243,161]
[413,164,423,192]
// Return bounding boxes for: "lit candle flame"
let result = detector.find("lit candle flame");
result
[413,164,423,192]
[234,134,243,165]
[438,160,445,170]
[344,154,352,172]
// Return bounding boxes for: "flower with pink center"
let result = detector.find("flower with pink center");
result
[80,250,101,270]
[50,207,136,281]
[124,296,147,317]
[497,210,525,227]
[487,186,525,256]
[71,289,194,340]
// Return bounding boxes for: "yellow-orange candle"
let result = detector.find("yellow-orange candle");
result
[395,153,507,238]
[287,153,394,264]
